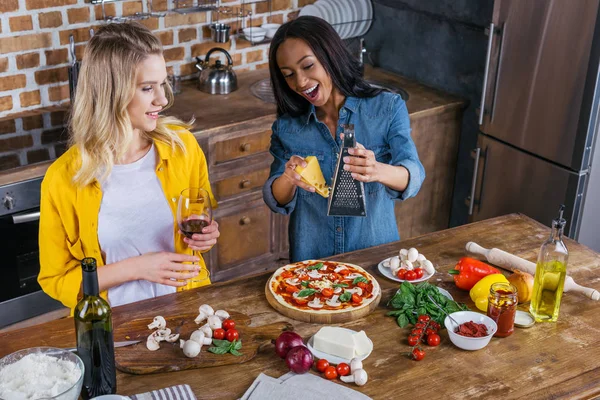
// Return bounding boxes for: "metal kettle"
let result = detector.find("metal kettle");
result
[195,47,238,95]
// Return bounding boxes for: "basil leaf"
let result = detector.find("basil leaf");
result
[339,292,352,302]
[297,289,317,298]
[397,314,409,328]
[333,283,349,288]
[208,346,229,355]
[212,339,231,348]
[352,276,369,285]
[307,263,323,271]
[230,349,243,356]
[301,280,310,287]
[234,340,243,350]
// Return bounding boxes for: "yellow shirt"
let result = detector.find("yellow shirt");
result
[38,128,217,311]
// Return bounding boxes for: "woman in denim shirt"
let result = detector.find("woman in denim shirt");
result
[263,16,425,262]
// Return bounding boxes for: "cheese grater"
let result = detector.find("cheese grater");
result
[327,124,367,217]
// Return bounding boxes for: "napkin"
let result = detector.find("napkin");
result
[130,384,196,400]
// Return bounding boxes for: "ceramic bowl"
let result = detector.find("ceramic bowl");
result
[261,23,281,38]
[444,311,497,351]
[0,347,84,400]
[243,27,266,42]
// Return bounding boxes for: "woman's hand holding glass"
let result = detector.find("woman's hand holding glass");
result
[133,251,200,287]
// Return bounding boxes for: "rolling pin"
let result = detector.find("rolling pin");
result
[466,242,600,301]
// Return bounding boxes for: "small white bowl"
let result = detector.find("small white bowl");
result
[261,23,281,38]
[243,27,266,42]
[444,311,497,351]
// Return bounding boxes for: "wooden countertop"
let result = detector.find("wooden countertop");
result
[1,214,599,399]
[0,66,463,187]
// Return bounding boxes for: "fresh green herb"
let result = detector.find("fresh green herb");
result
[301,281,310,287]
[333,283,349,288]
[352,276,369,285]
[307,263,324,271]
[297,288,317,297]
[339,292,352,302]
[387,282,468,327]
[208,339,243,356]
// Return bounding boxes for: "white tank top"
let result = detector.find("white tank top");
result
[98,144,177,307]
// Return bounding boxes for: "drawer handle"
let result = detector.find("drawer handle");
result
[240,179,251,189]
[240,143,251,152]
[240,216,251,225]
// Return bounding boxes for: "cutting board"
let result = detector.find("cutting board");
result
[113,311,292,375]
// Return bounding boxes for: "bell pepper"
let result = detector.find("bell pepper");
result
[469,274,509,311]
[449,257,501,290]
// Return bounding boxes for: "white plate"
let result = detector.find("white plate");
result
[377,257,435,283]
[307,327,373,365]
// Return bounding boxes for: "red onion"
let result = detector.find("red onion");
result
[274,331,304,359]
[285,345,314,374]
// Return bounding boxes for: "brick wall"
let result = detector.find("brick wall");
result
[0,0,317,171]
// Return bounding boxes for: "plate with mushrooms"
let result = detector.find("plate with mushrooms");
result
[378,247,436,283]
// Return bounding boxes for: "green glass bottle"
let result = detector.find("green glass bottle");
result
[74,257,117,399]
[530,205,569,322]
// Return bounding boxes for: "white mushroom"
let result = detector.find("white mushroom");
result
[422,260,435,275]
[401,260,414,271]
[146,337,160,351]
[407,248,419,263]
[319,264,328,271]
[307,270,322,279]
[350,357,363,373]
[389,256,400,270]
[164,333,180,343]
[340,369,368,386]
[334,265,348,273]
[207,315,222,330]
[346,287,363,296]
[155,328,171,338]
[199,324,213,338]
[214,310,230,321]
[333,287,343,294]
[180,339,201,358]
[194,304,215,324]
[190,330,213,346]
[399,248,408,261]
[416,254,427,264]
[326,295,341,308]
[147,316,166,330]
[285,278,300,286]
[345,273,363,280]
[308,297,324,309]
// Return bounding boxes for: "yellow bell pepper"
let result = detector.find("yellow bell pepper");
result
[469,273,509,311]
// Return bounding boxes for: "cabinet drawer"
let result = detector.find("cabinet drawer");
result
[214,168,270,200]
[215,204,271,267]
[214,130,271,163]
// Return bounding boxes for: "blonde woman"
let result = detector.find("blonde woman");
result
[38,22,219,310]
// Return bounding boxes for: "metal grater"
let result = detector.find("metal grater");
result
[327,124,367,217]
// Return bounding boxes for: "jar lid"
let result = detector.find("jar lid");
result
[514,310,535,328]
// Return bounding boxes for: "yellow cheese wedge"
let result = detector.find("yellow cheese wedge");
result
[295,156,330,198]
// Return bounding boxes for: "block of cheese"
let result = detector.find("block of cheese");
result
[294,156,330,198]
[352,330,372,356]
[313,327,355,359]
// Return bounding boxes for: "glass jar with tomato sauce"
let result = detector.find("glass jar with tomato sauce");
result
[487,282,518,337]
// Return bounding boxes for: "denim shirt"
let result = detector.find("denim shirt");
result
[262,92,425,262]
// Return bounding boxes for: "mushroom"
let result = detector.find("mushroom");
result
[401,260,414,271]
[326,295,341,308]
[285,278,300,286]
[340,369,368,386]
[389,256,400,270]
[345,273,363,280]
[333,287,343,294]
[180,339,201,358]
[155,328,172,338]
[308,297,324,309]
[350,357,363,373]
[214,310,230,321]
[407,248,419,263]
[146,336,161,351]
[164,333,180,343]
[346,287,363,296]
[194,304,215,324]
[207,315,222,330]
[399,248,408,261]
[190,330,213,346]
[147,316,166,330]
[334,265,348,273]
[199,324,213,338]
[307,270,322,279]
[416,254,427,265]
[422,260,435,275]
[319,264,328,271]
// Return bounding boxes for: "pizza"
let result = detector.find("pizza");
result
[268,260,380,314]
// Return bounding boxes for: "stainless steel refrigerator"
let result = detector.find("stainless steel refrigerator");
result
[467,0,600,245]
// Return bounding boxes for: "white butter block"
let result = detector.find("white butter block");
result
[352,330,371,356]
[313,327,355,359]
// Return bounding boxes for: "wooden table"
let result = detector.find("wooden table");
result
[1,214,599,399]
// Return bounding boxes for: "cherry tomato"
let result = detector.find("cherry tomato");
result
[281,270,293,279]
[213,328,225,340]
[351,293,362,304]
[414,268,425,279]
[294,296,309,305]
[336,363,350,377]
[412,348,426,361]
[418,315,431,323]
[356,281,368,290]
[222,319,236,330]
[429,321,441,331]
[411,328,423,336]
[225,329,239,342]
[286,285,299,294]
[397,269,407,279]
[427,333,441,347]
[338,269,350,277]
[415,322,426,329]
[407,335,419,346]
[324,366,338,380]
[425,328,436,336]
[405,270,417,281]
[316,359,330,373]
[321,288,334,298]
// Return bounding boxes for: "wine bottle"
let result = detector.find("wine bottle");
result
[74,257,117,399]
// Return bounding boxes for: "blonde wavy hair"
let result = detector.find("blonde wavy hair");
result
[70,21,191,186]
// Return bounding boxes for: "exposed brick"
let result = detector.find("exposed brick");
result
[152,0,168,12]
[35,67,68,85]
[0,120,16,135]
[0,0,18,12]
[39,11,63,29]
[67,7,90,24]
[164,47,185,62]
[20,90,41,107]
[256,62,269,70]
[0,154,20,171]
[298,0,316,6]
[59,26,98,45]
[75,45,85,60]
[0,58,8,73]
[0,33,52,54]
[9,16,33,32]
[16,53,40,70]
[48,84,70,102]
[179,62,197,77]
[50,110,69,126]
[191,41,231,57]
[27,148,50,164]
[0,97,13,112]
[178,28,196,43]
[26,0,76,10]
[267,14,284,24]
[0,75,27,91]
[41,128,68,144]
[139,18,159,31]
[232,53,242,66]
[122,1,142,16]
[235,37,255,50]
[22,115,44,131]
[54,142,68,157]
[246,49,264,64]
[93,4,116,20]
[201,25,212,39]
[166,66,174,75]
[156,31,173,46]
[45,49,68,66]
[257,0,292,13]
[0,135,34,151]
[165,12,206,28]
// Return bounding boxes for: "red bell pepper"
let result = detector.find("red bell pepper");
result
[449,257,501,290]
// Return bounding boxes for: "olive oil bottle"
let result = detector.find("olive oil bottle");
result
[530,205,568,322]
[74,258,117,399]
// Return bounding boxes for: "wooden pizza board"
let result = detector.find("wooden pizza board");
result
[265,283,382,324]
[113,311,292,375]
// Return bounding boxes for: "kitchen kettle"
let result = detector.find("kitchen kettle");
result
[195,47,238,95]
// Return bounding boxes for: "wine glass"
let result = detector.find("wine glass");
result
[177,187,212,283]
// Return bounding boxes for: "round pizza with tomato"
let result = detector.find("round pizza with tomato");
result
[268,260,381,314]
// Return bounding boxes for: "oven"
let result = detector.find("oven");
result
[0,177,64,329]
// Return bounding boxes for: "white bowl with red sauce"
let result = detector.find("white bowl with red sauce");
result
[444,311,498,351]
